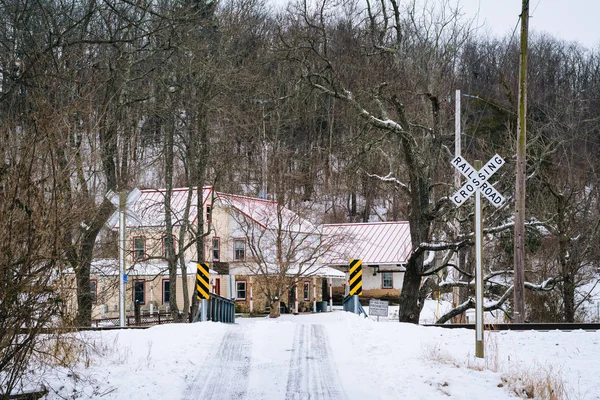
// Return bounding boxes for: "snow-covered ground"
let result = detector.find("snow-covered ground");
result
[25,311,600,399]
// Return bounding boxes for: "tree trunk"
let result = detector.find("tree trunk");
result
[397,136,430,323]
[269,299,281,318]
[179,186,194,321]
[563,272,575,322]
[397,262,423,323]
[76,199,114,326]
[165,121,180,319]
[190,110,209,319]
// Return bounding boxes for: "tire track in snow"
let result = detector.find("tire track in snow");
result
[285,324,347,400]
[184,327,251,399]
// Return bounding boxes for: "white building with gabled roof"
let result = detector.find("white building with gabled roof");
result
[100,187,343,316]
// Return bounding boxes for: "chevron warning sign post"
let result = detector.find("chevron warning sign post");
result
[196,262,210,300]
[348,259,363,296]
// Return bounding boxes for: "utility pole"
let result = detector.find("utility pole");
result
[513,0,529,323]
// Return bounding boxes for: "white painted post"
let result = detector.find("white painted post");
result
[329,278,333,312]
[312,277,317,313]
[119,192,126,327]
[344,273,349,296]
[249,276,253,313]
[474,160,484,358]
[150,283,154,315]
[294,279,299,314]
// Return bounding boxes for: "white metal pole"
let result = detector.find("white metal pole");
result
[455,90,461,173]
[474,160,484,358]
[201,298,207,322]
[328,278,333,312]
[119,192,126,327]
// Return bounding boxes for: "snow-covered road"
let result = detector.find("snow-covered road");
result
[184,328,252,399]
[183,323,346,400]
[34,311,600,399]
[285,324,346,400]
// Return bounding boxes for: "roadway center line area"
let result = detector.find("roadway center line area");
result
[285,324,347,400]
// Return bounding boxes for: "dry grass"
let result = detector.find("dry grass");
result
[501,364,568,399]
[422,342,461,368]
[36,333,89,368]
[423,331,569,399]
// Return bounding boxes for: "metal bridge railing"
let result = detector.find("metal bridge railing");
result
[203,294,236,323]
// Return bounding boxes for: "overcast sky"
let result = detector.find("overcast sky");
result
[458,0,600,49]
[271,0,600,50]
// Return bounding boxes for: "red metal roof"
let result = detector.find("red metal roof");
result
[322,222,412,265]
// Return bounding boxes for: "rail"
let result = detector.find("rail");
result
[422,322,600,331]
[91,312,174,327]
[200,293,236,323]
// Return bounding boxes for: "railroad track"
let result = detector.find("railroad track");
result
[422,322,600,331]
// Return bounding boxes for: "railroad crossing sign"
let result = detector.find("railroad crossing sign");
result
[450,155,506,359]
[451,154,505,207]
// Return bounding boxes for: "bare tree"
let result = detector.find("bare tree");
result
[221,195,336,317]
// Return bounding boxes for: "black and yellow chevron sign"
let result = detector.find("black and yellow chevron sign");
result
[196,262,210,300]
[349,259,362,296]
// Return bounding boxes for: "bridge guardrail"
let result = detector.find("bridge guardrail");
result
[343,295,367,317]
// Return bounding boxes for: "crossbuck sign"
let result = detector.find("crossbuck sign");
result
[451,154,505,207]
[450,154,505,358]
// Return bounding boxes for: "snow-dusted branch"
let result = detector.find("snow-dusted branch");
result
[436,285,513,324]
[435,276,562,323]
[366,171,410,194]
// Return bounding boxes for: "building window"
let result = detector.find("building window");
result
[90,279,97,304]
[236,281,246,300]
[133,237,145,260]
[234,239,245,261]
[212,237,220,261]
[303,282,310,301]
[162,235,177,259]
[382,272,393,289]
[162,279,170,304]
[134,280,145,304]
[206,205,212,224]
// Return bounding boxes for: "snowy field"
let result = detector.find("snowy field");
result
[25,310,600,399]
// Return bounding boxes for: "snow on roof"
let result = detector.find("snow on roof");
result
[110,186,212,229]
[322,222,412,266]
[215,193,316,233]
[112,187,314,233]
[89,258,218,277]
[288,264,346,279]
[229,263,345,279]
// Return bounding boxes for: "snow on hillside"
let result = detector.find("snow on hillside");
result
[24,312,600,399]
